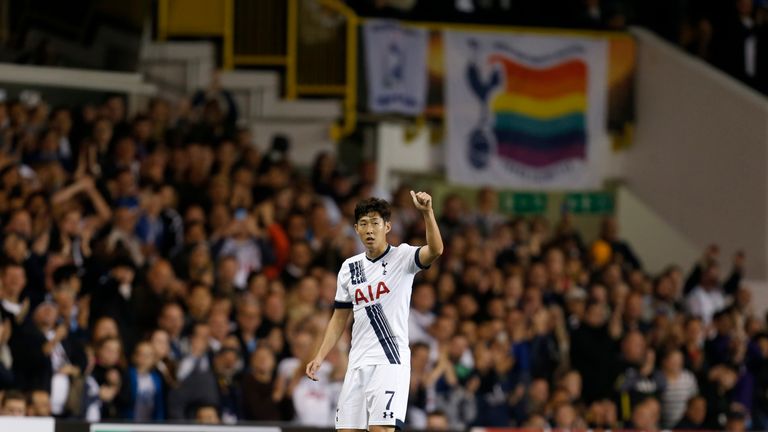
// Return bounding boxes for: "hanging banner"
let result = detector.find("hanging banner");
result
[444,30,609,189]
[364,20,428,115]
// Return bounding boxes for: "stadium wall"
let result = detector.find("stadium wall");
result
[624,28,768,285]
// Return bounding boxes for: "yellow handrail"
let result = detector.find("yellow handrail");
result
[223,0,234,69]
[313,0,358,139]
[285,0,299,99]
[157,0,169,41]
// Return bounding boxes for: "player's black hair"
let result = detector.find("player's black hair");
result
[354,197,391,222]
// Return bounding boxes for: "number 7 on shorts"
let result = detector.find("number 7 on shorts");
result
[385,391,395,410]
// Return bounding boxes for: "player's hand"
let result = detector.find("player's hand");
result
[410,190,432,212]
[305,357,322,381]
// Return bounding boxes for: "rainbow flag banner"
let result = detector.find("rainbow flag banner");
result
[444,30,609,189]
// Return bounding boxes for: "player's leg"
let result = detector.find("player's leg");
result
[366,364,410,430]
[336,367,368,431]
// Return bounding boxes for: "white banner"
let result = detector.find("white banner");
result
[0,417,54,432]
[444,30,609,189]
[90,424,280,432]
[364,20,428,115]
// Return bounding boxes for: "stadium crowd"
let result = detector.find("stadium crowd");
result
[349,0,768,95]
[0,83,765,432]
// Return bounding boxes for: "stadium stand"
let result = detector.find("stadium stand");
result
[0,87,764,430]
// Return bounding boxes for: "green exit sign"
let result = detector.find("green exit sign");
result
[564,192,614,214]
[499,192,548,215]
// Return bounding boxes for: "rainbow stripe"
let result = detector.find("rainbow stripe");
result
[488,56,588,167]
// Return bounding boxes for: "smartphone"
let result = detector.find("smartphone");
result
[234,208,248,221]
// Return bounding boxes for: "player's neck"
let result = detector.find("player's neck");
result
[365,242,389,261]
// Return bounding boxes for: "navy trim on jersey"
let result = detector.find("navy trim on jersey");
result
[372,303,401,363]
[373,304,401,362]
[395,419,405,430]
[366,244,391,263]
[365,303,401,364]
[333,301,353,309]
[414,246,431,270]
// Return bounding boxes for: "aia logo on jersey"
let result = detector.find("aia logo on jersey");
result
[355,281,390,304]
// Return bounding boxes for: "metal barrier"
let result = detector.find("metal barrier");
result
[233,0,288,66]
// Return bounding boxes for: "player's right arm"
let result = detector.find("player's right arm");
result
[305,307,352,381]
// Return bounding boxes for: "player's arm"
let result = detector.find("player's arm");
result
[305,308,352,381]
[411,190,444,267]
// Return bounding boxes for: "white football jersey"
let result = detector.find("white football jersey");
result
[335,244,427,369]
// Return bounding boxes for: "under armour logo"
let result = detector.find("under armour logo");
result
[383,411,394,419]
[382,262,388,275]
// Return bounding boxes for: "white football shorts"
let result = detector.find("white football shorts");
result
[335,363,410,430]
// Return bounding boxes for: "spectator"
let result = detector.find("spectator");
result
[148,329,177,389]
[675,395,708,430]
[426,409,450,430]
[275,330,336,426]
[0,317,12,390]
[553,403,583,429]
[629,397,661,431]
[703,364,741,429]
[27,389,51,416]
[12,301,87,409]
[438,194,467,243]
[409,282,437,345]
[89,258,139,350]
[186,283,213,327]
[241,346,280,421]
[595,216,642,271]
[471,340,517,426]
[1,262,28,326]
[726,406,748,432]
[751,331,768,429]
[118,341,164,421]
[685,260,728,325]
[1,390,26,416]
[213,211,273,291]
[195,404,221,424]
[711,0,768,92]
[91,336,124,420]
[570,300,621,403]
[211,346,242,423]
[167,323,217,420]
[585,399,618,429]
[156,303,185,361]
[468,187,505,238]
[615,331,664,421]
[660,349,699,427]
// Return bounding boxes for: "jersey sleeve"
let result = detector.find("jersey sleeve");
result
[334,263,353,308]
[403,243,430,275]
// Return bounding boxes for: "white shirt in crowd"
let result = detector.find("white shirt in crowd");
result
[277,357,336,427]
[685,286,726,325]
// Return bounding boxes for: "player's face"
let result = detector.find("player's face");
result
[355,212,391,251]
